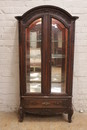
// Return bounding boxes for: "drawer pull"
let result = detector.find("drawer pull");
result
[42,102,50,106]
[54,102,61,105]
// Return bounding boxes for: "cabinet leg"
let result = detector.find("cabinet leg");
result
[68,108,73,123]
[18,107,24,122]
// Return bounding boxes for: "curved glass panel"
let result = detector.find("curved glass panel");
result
[26,18,42,93]
[51,18,68,93]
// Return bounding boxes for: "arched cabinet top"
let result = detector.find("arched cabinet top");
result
[15,5,78,26]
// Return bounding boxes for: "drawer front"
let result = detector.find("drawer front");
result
[22,99,69,108]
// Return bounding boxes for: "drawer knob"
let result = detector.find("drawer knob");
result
[42,102,50,106]
[54,102,61,105]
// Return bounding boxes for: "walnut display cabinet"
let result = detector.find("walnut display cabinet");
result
[15,5,78,122]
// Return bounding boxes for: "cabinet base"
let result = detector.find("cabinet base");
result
[18,107,73,123]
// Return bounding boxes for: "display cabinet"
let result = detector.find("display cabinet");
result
[15,5,78,122]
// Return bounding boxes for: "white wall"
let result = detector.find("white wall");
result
[0,0,87,112]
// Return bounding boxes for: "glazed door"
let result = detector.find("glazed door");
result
[50,18,68,94]
[25,18,42,93]
[25,15,50,95]
[25,15,68,95]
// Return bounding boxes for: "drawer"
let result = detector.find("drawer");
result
[22,99,69,108]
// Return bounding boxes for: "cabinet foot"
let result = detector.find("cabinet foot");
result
[68,108,73,123]
[18,107,24,122]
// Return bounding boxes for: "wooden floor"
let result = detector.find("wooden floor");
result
[0,112,87,130]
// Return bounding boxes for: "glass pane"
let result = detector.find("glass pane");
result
[26,18,42,93]
[51,18,68,93]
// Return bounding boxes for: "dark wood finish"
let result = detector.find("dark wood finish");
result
[18,106,24,122]
[15,5,78,123]
[22,98,69,108]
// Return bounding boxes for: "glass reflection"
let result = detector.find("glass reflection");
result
[51,18,68,93]
[26,18,42,93]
